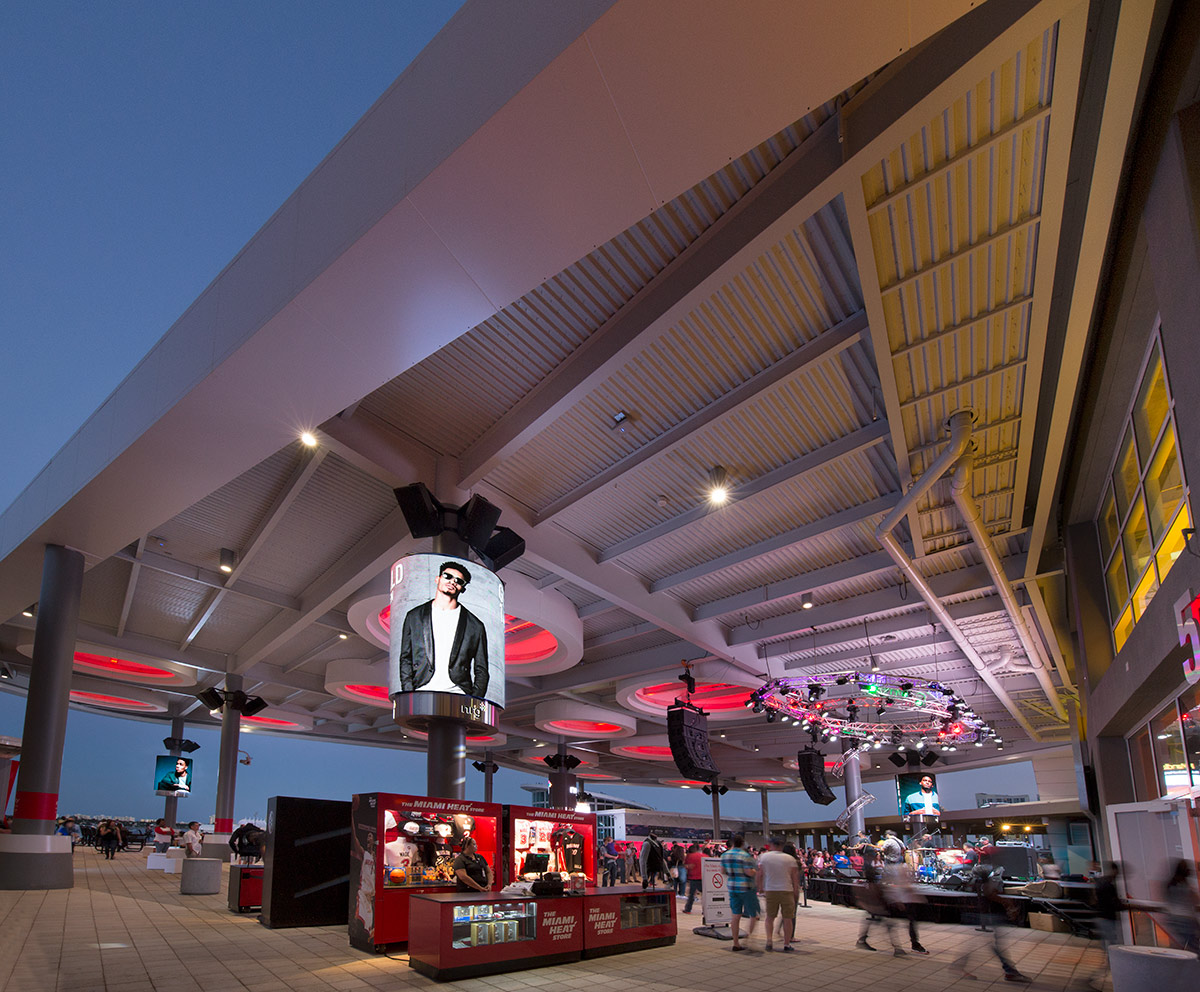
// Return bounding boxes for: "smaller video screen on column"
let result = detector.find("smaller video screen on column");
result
[387,554,506,709]
[154,755,194,796]
[897,771,941,817]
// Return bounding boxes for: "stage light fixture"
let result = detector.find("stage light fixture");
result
[707,466,730,505]
[219,548,236,574]
[241,695,269,717]
[765,710,775,722]
[472,760,500,774]
[163,737,200,753]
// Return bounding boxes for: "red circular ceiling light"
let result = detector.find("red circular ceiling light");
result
[241,715,302,728]
[377,605,392,633]
[544,719,622,734]
[73,651,175,680]
[633,680,751,712]
[574,772,620,781]
[744,778,790,786]
[504,614,559,665]
[621,745,673,758]
[69,690,157,710]
[343,683,390,703]
[661,779,712,787]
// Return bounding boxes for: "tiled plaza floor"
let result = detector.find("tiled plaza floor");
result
[0,846,1110,992]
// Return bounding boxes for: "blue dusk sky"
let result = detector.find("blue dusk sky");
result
[0,2,1039,826]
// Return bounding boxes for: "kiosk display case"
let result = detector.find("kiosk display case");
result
[409,892,583,980]
[502,804,596,884]
[349,792,502,952]
[581,888,675,956]
[408,886,675,979]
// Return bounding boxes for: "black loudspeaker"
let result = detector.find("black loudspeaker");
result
[667,705,719,782]
[989,845,1038,880]
[796,749,837,805]
[888,752,908,768]
[457,493,502,549]
[394,483,444,537]
[835,867,861,880]
[921,752,939,767]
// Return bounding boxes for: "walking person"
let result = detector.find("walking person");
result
[855,864,905,955]
[951,867,1032,983]
[758,837,800,952]
[682,843,704,913]
[640,833,668,889]
[1084,862,1125,990]
[1160,860,1200,955]
[720,834,759,951]
[98,819,120,859]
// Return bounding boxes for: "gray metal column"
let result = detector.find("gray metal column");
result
[427,719,466,799]
[843,749,865,838]
[162,716,184,827]
[711,780,721,844]
[0,545,84,889]
[549,740,575,809]
[214,675,242,834]
[482,749,495,804]
[760,788,770,841]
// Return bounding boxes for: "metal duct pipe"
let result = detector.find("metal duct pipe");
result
[992,645,1034,674]
[950,453,1067,720]
[875,412,1040,740]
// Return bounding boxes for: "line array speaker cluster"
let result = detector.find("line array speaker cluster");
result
[666,705,719,783]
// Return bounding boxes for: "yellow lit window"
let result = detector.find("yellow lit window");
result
[1096,325,1189,653]
[1155,504,1191,581]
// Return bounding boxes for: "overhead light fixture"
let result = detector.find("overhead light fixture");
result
[196,687,224,711]
[300,431,319,447]
[610,411,629,432]
[21,604,35,618]
[801,593,814,610]
[707,465,730,505]
[0,665,11,680]
[163,737,200,753]
[219,548,237,574]
[338,633,349,640]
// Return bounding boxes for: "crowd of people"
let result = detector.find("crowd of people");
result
[593,829,1199,987]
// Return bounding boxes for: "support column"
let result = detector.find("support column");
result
[482,750,495,804]
[548,740,576,809]
[0,545,84,889]
[162,716,185,828]
[843,749,865,838]
[214,675,242,834]
[427,719,467,799]
[711,780,721,845]
[760,788,771,842]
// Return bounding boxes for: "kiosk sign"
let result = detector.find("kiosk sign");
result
[700,856,730,927]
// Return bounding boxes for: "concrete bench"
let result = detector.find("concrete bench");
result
[145,849,184,871]
[180,858,223,895]
[1110,945,1200,992]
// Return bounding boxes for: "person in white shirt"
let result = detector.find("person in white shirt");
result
[183,822,204,858]
[757,837,801,952]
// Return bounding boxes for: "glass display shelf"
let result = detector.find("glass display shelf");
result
[618,893,669,929]
[448,901,538,947]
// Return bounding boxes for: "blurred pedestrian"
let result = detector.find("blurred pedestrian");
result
[1160,860,1200,955]
[98,819,121,859]
[682,843,703,913]
[951,867,1031,983]
[1083,862,1124,990]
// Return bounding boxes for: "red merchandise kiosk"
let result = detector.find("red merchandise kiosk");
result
[502,805,597,884]
[348,792,502,952]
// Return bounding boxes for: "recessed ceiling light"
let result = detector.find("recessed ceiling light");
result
[300,432,319,448]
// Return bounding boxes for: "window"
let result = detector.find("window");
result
[1150,703,1190,797]
[1095,330,1190,651]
